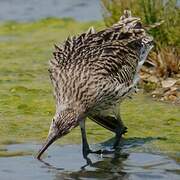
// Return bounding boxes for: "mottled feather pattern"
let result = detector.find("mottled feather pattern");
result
[36,11,154,160]
[49,10,153,118]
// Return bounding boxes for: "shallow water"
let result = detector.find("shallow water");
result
[0,0,102,22]
[0,142,179,180]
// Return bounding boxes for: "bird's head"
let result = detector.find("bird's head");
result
[36,108,80,159]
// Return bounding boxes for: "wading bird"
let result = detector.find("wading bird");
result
[37,10,153,160]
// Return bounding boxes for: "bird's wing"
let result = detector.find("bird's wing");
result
[48,10,146,104]
[49,9,145,72]
[48,27,96,103]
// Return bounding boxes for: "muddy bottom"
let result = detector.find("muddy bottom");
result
[0,142,179,180]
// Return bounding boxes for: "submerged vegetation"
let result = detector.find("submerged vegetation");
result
[0,18,179,158]
[102,0,180,103]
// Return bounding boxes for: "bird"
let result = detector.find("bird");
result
[36,10,153,160]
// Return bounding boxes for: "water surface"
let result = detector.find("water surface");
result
[0,143,179,180]
[0,0,102,22]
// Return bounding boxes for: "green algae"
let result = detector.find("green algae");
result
[0,150,33,157]
[0,18,179,158]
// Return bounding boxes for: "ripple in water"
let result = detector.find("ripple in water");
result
[0,143,179,180]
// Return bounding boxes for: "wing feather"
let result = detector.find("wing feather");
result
[48,10,147,105]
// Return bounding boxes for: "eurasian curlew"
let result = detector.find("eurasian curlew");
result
[37,10,153,160]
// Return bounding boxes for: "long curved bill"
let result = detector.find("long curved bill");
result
[36,134,57,160]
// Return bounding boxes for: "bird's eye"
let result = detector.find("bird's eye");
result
[52,118,57,128]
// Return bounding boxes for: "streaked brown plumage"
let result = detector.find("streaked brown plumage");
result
[37,10,153,160]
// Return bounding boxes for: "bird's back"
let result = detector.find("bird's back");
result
[49,11,152,114]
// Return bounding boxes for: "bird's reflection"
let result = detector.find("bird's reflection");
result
[37,136,164,179]
[55,150,130,180]
[37,147,130,180]
[81,145,127,169]
[37,158,64,171]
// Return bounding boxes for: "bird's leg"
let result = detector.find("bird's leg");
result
[79,119,105,156]
[113,116,127,149]
[89,114,127,150]
[79,119,91,158]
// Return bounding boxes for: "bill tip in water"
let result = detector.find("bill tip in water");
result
[36,135,57,160]
[36,152,42,160]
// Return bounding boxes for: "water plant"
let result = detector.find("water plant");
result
[102,0,180,78]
